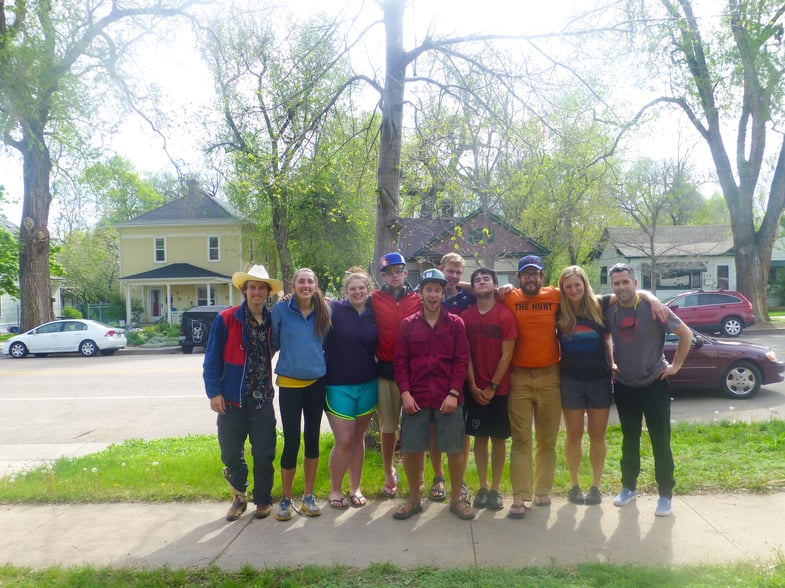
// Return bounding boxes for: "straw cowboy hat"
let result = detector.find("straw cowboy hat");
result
[232,264,283,294]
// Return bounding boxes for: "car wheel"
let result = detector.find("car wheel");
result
[99,349,117,356]
[79,339,98,357]
[721,316,743,337]
[722,361,761,399]
[181,345,194,354]
[8,341,28,359]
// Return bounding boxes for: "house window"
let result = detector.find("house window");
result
[642,262,706,290]
[208,236,220,262]
[497,272,515,287]
[197,286,216,306]
[600,266,608,285]
[468,228,494,244]
[717,265,729,290]
[154,237,166,263]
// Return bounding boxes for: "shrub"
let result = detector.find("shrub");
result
[62,306,83,319]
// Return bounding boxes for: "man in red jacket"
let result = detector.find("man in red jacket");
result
[371,252,420,498]
[392,269,473,521]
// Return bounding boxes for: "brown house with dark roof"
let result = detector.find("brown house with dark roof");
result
[397,209,548,286]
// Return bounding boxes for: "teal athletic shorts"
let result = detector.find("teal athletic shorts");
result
[325,379,378,420]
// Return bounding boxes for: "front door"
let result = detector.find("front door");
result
[150,288,162,320]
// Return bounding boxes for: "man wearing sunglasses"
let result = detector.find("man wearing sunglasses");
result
[604,263,692,518]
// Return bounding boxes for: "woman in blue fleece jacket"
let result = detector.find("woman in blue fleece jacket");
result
[271,268,331,521]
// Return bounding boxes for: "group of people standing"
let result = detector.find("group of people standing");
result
[202,250,692,524]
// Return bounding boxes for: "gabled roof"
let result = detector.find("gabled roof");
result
[116,182,239,227]
[0,216,18,234]
[120,263,231,281]
[602,225,734,258]
[398,209,548,260]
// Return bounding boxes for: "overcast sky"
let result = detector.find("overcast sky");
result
[0,0,711,225]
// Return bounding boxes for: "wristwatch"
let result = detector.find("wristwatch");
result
[447,391,460,398]
[489,382,499,392]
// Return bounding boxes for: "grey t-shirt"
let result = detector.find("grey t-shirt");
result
[603,296,684,387]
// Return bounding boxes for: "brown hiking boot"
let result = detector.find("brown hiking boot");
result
[222,468,248,521]
[226,494,248,521]
[255,503,272,519]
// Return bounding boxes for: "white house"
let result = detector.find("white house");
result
[595,225,785,306]
[595,225,738,296]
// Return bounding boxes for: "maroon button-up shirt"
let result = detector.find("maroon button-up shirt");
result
[393,308,469,407]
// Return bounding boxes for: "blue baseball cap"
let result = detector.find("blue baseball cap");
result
[518,255,543,273]
[380,252,406,271]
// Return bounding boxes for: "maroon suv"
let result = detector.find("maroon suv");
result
[665,289,755,337]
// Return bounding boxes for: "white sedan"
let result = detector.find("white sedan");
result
[3,319,127,358]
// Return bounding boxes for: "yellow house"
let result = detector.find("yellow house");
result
[117,182,252,326]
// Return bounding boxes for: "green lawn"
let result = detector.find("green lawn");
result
[2,422,785,586]
[2,421,785,502]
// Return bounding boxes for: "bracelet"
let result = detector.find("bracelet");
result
[447,391,460,399]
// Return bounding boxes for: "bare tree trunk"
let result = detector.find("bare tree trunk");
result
[374,0,406,263]
[270,197,294,293]
[19,128,55,331]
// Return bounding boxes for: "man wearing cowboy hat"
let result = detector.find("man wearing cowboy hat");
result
[203,264,283,521]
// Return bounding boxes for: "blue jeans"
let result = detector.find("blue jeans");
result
[613,378,675,498]
[217,401,276,505]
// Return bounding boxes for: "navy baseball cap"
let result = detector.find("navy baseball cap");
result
[518,255,543,273]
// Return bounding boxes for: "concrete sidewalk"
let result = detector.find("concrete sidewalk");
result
[1,492,783,570]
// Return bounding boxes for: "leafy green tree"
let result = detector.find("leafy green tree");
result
[0,224,19,297]
[619,0,785,321]
[0,0,202,330]
[56,226,120,304]
[202,7,361,287]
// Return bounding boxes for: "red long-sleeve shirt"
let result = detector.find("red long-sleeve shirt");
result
[393,308,469,407]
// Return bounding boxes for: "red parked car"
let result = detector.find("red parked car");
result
[665,328,784,399]
[665,289,755,337]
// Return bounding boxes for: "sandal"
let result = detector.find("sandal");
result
[429,476,446,502]
[533,494,551,507]
[382,470,399,498]
[392,500,423,520]
[349,493,367,508]
[449,498,476,520]
[507,502,526,519]
[329,496,349,510]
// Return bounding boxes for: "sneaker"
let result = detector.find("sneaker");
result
[460,481,469,501]
[473,487,489,509]
[255,503,272,519]
[301,493,322,517]
[486,489,504,511]
[655,496,672,517]
[225,494,248,521]
[613,488,637,507]
[275,497,293,521]
[584,486,602,505]
[568,485,584,505]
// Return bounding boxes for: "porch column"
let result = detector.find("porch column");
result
[125,285,132,326]
[166,283,172,324]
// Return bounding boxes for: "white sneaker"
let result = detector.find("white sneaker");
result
[655,497,672,517]
[613,488,637,507]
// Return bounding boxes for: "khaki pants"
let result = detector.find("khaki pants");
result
[508,364,561,501]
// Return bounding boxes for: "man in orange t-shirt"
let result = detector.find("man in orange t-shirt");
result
[501,255,561,519]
